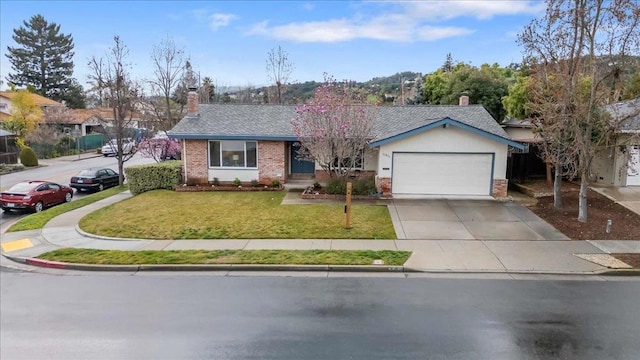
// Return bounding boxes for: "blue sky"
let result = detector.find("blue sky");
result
[0,1,545,90]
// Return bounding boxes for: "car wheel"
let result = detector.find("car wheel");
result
[98,184,104,192]
[1,207,9,213]
[34,202,44,213]
[65,192,72,202]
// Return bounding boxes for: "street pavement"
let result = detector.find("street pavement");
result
[2,188,638,275]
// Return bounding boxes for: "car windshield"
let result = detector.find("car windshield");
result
[77,170,97,177]
[7,182,38,193]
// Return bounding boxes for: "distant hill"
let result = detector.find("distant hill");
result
[220,71,423,105]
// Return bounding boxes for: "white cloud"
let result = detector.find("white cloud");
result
[246,0,539,43]
[209,13,236,31]
[302,3,315,11]
[399,0,545,20]
[248,14,473,43]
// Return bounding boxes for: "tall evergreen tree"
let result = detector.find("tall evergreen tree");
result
[6,14,75,101]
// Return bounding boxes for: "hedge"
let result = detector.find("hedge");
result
[125,161,182,195]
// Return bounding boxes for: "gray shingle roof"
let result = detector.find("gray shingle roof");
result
[604,99,640,132]
[168,103,510,141]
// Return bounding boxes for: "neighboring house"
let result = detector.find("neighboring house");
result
[0,91,65,123]
[591,99,640,187]
[168,92,525,198]
[503,99,640,187]
[501,118,547,183]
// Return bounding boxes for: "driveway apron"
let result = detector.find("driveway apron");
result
[389,199,569,241]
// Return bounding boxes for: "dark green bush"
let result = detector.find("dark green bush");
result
[54,136,76,155]
[233,178,242,187]
[19,146,39,167]
[271,179,281,188]
[352,176,376,195]
[125,160,182,195]
[326,177,376,195]
[325,178,347,194]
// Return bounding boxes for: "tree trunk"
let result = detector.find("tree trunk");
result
[546,163,553,187]
[553,162,563,209]
[578,169,589,223]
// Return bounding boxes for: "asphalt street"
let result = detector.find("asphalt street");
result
[1,271,639,360]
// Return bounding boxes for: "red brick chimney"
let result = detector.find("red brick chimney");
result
[459,95,469,106]
[187,87,198,115]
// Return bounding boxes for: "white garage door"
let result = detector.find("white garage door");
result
[392,153,493,196]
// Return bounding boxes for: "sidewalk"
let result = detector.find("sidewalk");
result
[1,191,638,275]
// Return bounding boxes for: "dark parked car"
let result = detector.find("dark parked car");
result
[70,168,122,192]
[1,181,73,213]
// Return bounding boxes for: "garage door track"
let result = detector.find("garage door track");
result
[390,199,569,240]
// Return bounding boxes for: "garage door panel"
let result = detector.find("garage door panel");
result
[392,153,493,196]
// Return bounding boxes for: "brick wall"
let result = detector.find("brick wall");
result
[492,179,508,198]
[258,141,286,183]
[375,176,392,196]
[184,139,208,185]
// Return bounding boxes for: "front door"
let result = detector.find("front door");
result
[290,142,315,174]
[627,145,640,186]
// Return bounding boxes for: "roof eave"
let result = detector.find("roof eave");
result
[168,134,298,141]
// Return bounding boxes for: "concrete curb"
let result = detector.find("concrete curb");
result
[2,253,407,273]
[5,253,638,275]
[75,225,142,241]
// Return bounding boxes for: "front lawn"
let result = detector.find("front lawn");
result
[79,190,396,239]
[37,248,411,266]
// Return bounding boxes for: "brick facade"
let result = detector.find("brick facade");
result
[258,141,286,184]
[375,176,392,196]
[184,139,208,185]
[492,178,508,198]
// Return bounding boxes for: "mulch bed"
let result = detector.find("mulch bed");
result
[175,185,283,192]
[528,188,640,240]
[612,254,640,268]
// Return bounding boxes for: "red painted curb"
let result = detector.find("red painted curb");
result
[25,258,67,269]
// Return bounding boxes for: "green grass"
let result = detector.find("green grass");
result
[37,248,411,266]
[7,185,129,232]
[79,190,396,239]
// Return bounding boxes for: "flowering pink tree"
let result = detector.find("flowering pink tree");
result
[137,138,181,163]
[291,76,376,179]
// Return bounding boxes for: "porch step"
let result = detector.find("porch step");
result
[288,174,315,180]
[284,179,315,190]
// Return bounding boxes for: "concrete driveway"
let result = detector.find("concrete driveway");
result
[389,199,569,240]
[591,186,640,216]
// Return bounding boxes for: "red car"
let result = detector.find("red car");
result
[1,181,73,213]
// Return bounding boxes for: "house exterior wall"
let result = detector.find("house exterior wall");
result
[591,135,638,187]
[376,126,508,178]
[0,96,11,116]
[258,141,286,184]
[184,139,208,184]
[375,126,509,198]
[185,139,286,184]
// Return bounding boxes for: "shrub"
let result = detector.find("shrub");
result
[233,178,242,187]
[325,177,376,195]
[96,147,102,154]
[325,178,347,194]
[352,176,376,195]
[271,179,281,188]
[125,160,182,195]
[54,136,76,155]
[251,179,259,187]
[212,177,220,186]
[19,146,38,167]
[313,181,321,189]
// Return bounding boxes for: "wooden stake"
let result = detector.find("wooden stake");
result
[346,182,352,229]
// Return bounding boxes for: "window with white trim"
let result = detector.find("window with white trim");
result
[209,140,257,168]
